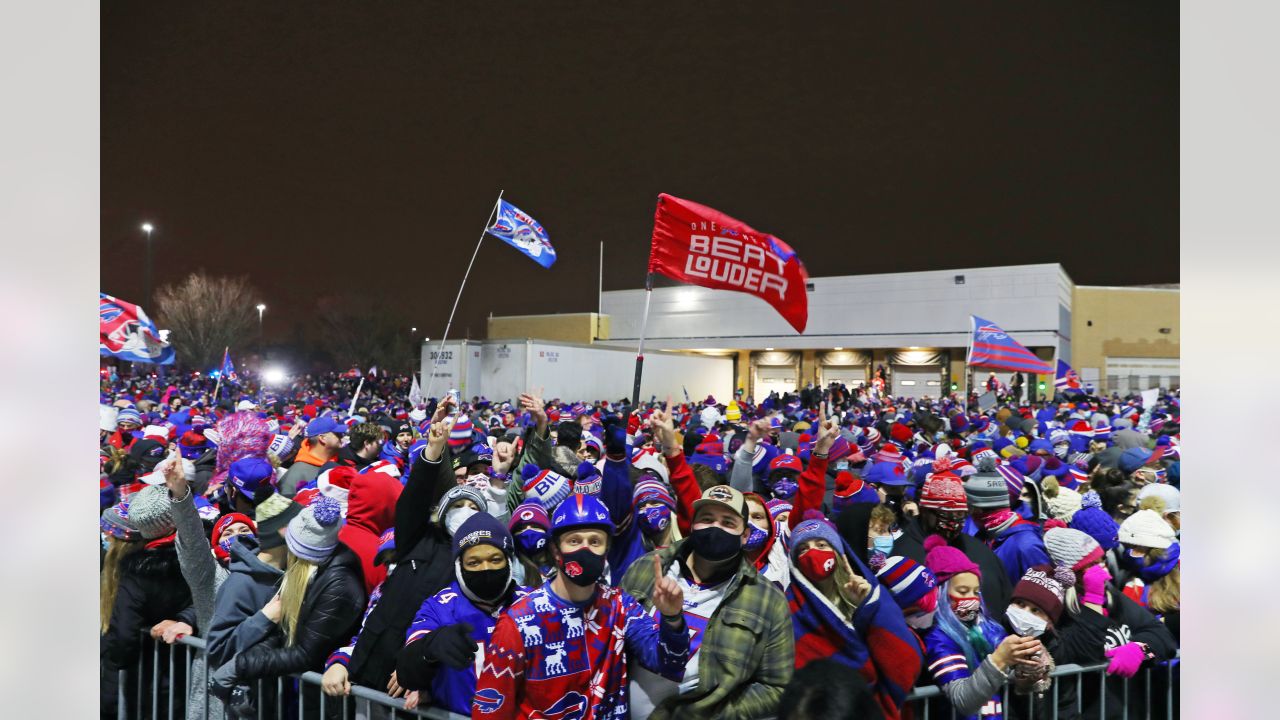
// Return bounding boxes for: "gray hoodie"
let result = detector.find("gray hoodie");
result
[205,535,284,669]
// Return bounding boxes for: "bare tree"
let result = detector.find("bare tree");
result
[311,289,415,372]
[155,271,259,369]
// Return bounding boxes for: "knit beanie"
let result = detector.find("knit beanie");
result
[1069,491,1120,551]
[876,555,939,609]
[923,535,980,582]
[508,499,551,532]
[1043,526,1103,571]
[211,513,257,562]
[433,485,490,527]
[523,469,573,510]
[573,461,602,496]
[1043,480,1084,522]
[920,472,968,512]
[633,475,676,510]
[996,465,1027,505]
[1118,509,1176,549]
[128,485,177,540]
[964,472,1010,510]
[1011,565,1075,623]
[452,511,514,561]
[285,495,344,563]
[1137,483,1180,515]
[100,503,141,542]
[449,416,474,449]
[790,516,845,562]
[765,499,793,522]
[833,471,881,506]
[255,493,305,550]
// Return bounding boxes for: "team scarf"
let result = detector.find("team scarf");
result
[787,542,924,719]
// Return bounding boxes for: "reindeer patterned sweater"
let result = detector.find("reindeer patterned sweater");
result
[473,583,689,720]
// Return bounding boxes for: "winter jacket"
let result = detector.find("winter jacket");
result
[171,487,231,720]
[278,441,330,497]
[101,543,193,719]
[395,580,530,715]
[984,521,1052,587]
[502,424,556,513]
[337,470,403,594]
[234,543,366,680]
[346,448,457,691]
[205,536,284,669]
[600,449,647,584]
[895,522,1013,617]
[922,624,1010,720]
[1045,589,1177,719]
[620,541,795,720]
[377,439,407,469]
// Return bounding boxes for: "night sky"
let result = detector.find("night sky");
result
[102,2,1177,340]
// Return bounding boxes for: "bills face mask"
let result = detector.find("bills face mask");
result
[796,546,839,583]
[950,594,981,623]
[558,547,606,587]
[743,523,769,552]
[639,505,672,535]
[514,527,548,557]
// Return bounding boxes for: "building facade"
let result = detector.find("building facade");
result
[486,264,1178,401]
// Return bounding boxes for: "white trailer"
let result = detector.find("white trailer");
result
[421,339,734,403]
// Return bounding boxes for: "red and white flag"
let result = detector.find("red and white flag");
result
[649,193,810,333]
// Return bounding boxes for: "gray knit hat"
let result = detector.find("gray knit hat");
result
[285,495,344,563]
[1043,526,1103,571]
[963,473,1010,509]
[433,485,490,527]
[128,485,177,540]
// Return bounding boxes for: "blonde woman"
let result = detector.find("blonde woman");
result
[209,495,365,714]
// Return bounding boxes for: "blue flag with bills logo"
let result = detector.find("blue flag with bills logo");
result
[1055,359,1083,393]
[219,348,238,383]
[99,293,175,365]
[486,198,556,269]
[966,315,1052,374]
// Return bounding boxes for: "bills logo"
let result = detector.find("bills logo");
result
[564,561,583,578]
[541,692,587,720]
[474,687,504,714]
[99,298,148,354]
[976,324,1009,342]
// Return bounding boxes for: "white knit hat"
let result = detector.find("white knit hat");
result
[100,405,119,432]
[1118,509,1176,549]
[1137,483,1180,515]
[1045,485,1084,522]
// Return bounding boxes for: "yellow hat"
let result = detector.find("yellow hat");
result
[725,401,742,423]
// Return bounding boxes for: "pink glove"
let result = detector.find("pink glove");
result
[1104,642,1146,678]
[1081,564,1111,606]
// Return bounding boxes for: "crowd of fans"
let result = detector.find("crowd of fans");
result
[100,368,1180,719]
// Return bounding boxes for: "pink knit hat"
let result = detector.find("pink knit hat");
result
[923,534,981,582]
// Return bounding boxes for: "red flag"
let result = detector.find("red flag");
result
[649,193,809,333]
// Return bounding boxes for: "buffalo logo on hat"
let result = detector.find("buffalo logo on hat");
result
[520,510,534,521]
[708,486,735,503]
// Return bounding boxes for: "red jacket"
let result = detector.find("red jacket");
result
[337,471,403,594]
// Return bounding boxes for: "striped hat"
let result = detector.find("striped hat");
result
[920,472,967,512]
[508,499,552,532]
[765,499,793,521]
[633,476,676,509]
[876,555,939,609]
[523,469,573,510]
[448,416,474,448]
[116,408,142,427]
[1043,526,1103,571]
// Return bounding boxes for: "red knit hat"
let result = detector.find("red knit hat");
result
[211,512,257,563]
[890,422,914,445]
[920,472,968,512]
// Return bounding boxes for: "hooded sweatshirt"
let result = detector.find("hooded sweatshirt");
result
[339,470,404,594]
[205,536,285,669]
[278,440,332,497]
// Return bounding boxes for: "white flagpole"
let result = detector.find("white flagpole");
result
[213,346,228,402]
[629,273,655,410]
[425,190,504,402]
[598,241,604,317]
[348,376,366,419]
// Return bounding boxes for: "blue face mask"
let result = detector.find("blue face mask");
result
[871,535,894,556]
[743,523,769,551]
[771,479,799,500]
[514,527,548,557]
[639,505,672,535]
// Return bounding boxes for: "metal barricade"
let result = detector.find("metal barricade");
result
[123,632,469,720]
[903,653,1179,720]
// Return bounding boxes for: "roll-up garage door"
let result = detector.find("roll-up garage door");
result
[754,365,798,399]
[820,365,866,388]
[1105,357,1180,395]
[891,365,942,400]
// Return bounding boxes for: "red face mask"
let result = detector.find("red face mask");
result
[797,546,839,582]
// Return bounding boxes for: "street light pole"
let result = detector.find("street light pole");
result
[141,222,154,309]
[256,304,266,357]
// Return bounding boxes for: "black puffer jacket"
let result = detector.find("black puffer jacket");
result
[347,449,456,690]
[100,544,193,718]
[233,543,366,680]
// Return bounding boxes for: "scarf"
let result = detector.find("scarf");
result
[1122,542,1180,583]
[787,546,924,720]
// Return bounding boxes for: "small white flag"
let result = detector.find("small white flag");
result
[409,374,424,406]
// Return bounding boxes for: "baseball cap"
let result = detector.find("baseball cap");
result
[692,484,748,520]
[228,457,276,503]
[305,416,347,438]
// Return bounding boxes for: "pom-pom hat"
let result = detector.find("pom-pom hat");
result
[876,555,938,609]
[1118,509,1176,549]
[286,495,344,563]
[923,535,980,582]
[1011,565,1075,623]
[1069,491,1120,551]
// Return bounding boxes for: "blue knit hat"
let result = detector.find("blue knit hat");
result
[790,515,845,562]
[452,511,514,561]
[449,416,474,448]
[1069,490,1120,551]
[116,408,142,427]
[876,555,938,609]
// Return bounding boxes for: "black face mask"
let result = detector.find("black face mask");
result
[461,567,510,603]
[688,526,743,563]
[559,548,607,587]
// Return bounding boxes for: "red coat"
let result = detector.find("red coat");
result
[337,470,403,594]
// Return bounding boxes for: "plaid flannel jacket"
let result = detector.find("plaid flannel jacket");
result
[620,540,795,720]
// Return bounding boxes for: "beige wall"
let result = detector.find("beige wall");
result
[1071,287,1179,372]
[486,313,609,344]
[736,350,751,396]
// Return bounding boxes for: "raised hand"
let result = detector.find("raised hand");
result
[813,413,840,455]
[518,389,548,433]
[424,418,454,463]
[840,555,871,603]
[651,554,685,618]
[162,453,188,498]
